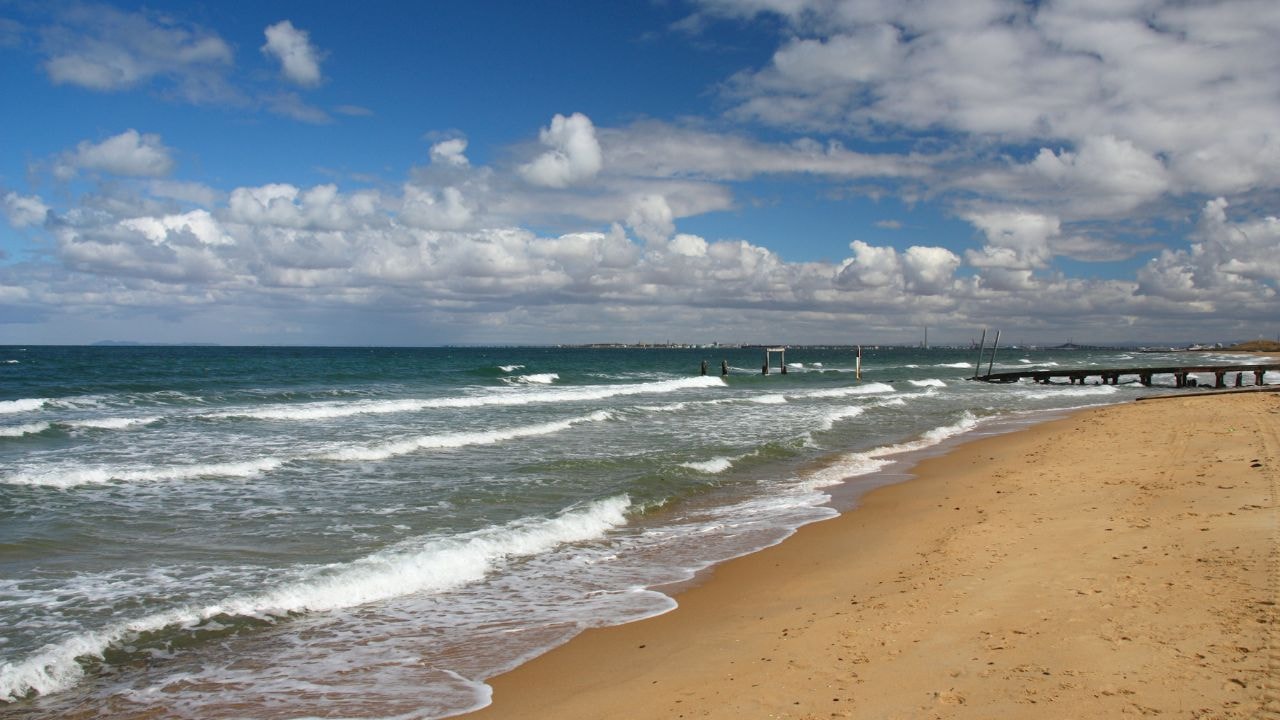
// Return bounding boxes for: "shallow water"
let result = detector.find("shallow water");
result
[1,345,1266,718]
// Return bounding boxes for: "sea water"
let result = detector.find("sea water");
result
[1,345,1272,719]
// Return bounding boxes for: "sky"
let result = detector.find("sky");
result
[1,0,1278,347]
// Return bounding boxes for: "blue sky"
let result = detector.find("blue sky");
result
[1,0,1278,346]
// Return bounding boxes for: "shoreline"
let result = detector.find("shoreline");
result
[467,393,1277,718]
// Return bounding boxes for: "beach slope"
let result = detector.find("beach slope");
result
[469,392,1279,719]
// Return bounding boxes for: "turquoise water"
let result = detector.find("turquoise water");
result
[1,345,1270,718]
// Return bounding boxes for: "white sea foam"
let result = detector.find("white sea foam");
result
[66,416,161,430]
[3,458,283,490]
[212,376,724,422]
[804,382,895,398]
[797,453,892,491]
[934,362,973,368]
[0,496,632,703]
[512,373,558,385]
[750,394,788,405]
[816,406,865,431]
[319,411,612,462]
[908,379,946,388]
[0,422,50,437]
[0,398,45,414]
[208,398,431,421]
[498,365,524,373]
[811,412,981,481]
[680,457,734,474]
[1019,385,1119,401]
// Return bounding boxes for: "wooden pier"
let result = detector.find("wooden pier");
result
[975,363,1280,388]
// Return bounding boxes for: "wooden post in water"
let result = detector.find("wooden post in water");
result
[856,345,862,380]
[721,359,729,377]
[973,329,987,379]
[700,360,707,376]
[986,330,1001,377]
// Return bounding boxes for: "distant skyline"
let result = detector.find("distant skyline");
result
[1,0,1278,346]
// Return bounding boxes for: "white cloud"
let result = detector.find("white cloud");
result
[261,20,324,87]
[226,183,381,230]
[400,185,473,230]
[430,138,470,167]
[519,113,603,188]
[902,246,960,295]
[963,209,1059,271]
[56,130,175,179]
[625,194,676,246]
[707,0,1280,219]
[1137,197,1280,303]
[835,240,900,289]
[40,4,234,103]
[120,209,233,246]
[601,122,929,181]
[2,192,50,228]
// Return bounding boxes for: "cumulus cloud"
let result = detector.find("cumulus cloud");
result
[834,240,959,296]
[430,138,470,167]
[701,0,1280,221]
[39,4,234,102]
[835,240,900,289]
[55,130,175,179]
[226,183,381,230]
[261,20,325,87]
[902,246,960,295]
[519,113,603,188]
[1137,198,1280,303]
[626,194,676,246]
[963,209,1059,271]
[2,192,50,228]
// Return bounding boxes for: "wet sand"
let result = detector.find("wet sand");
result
[468,392,1279,719]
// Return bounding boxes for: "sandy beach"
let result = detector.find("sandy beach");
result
[469,391,1279,719]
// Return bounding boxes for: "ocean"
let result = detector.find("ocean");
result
[1,345,1272,719]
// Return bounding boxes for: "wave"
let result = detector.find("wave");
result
[319,411,612,462]
[680,457,734,474]
[0,422,51,438]
[816,405,865,431]
[750,394,787,405]
[0,495,632,703]
[804,382,895,399]
[865,412,980,459]
[65,416,161,431]
[3,458,284,490]
[510,373,558,385]
[934,362,973,369]
[6,412,615,488]
[209,376,724,422]
[1019,385,1119,401]
[498,365,525,373]
[908,379,946,388]
[0,398,45,414]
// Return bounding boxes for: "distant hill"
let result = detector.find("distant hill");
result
[1226,340,1280,352]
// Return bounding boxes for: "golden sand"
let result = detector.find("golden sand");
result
[468,392,1279,719]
